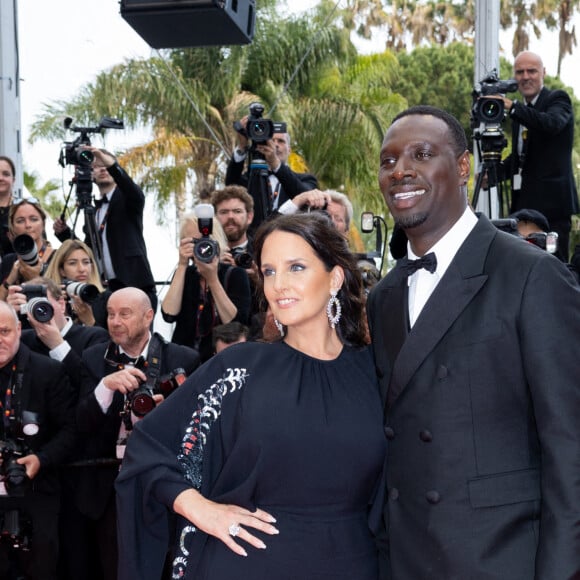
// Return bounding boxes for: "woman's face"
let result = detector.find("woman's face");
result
[59,248,93,282]
[260,230,342,333]
[11,203,44,243]
[0,160,15,199]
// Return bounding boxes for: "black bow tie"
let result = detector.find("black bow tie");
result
[117,352,144,367]
[94,196,109,209]
[398,252,437,276]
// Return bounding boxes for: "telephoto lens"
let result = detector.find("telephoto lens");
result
[65,281,100,304]
[12,234,39,266]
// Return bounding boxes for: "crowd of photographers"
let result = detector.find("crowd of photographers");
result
[0,62,579,577]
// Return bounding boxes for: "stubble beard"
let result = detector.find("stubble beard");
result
[394,212,429,230]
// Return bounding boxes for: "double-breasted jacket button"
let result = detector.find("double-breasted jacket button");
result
[436,365,448,379]
[384,426,395,440]
[419,430,433,442]
[425,490,441,504]
[389,488,399,501]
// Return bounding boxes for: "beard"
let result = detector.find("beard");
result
[224,222,244,244]
[395,212,428,230]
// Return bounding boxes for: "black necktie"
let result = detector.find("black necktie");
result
[398,252,437,276]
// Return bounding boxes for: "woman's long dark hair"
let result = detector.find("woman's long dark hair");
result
[253,212,367,348]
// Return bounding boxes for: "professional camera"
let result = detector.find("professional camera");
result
[234,102,287,144]
[0,509,32,551]
[490,219,559,254]
[0,439,31,497]
[128,368,187,418]
[192,204,220,264]
[471,69,518,126]
[64,280,100,304]
[58,116,124,206]
[20,284,54,323]
[231,247,254,269]
[12,234,39,267]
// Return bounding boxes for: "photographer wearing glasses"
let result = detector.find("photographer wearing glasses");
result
[0,301,76,580]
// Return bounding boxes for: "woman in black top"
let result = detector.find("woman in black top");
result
[161,207,251,362]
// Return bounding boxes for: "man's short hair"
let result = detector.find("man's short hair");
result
[211,185,254,213]
[212,321,249,349]
[508,208,550,232]
[325,190,354,229]
[391,105,468,156]
[26,276,62,301]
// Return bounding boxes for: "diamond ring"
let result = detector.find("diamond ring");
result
[228,523,241,537]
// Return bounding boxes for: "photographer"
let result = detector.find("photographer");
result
[161,207,252,363]
[499,51,579,262]
[0,198,56,303]
[45,239,108,327]
[0,301,76,580]
[225,112,318,231]
[70,287,199,580]
[6,277,109,390]
[53,148,158,311]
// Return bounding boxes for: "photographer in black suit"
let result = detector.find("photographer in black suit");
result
[225,114,318,231]
[6,277,109,389]
[53,148,158,311]
[0,301,76,580]
[69,287,199,580]
[500,51,579,262]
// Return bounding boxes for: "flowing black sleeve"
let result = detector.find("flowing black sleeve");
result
[115,356,250,580]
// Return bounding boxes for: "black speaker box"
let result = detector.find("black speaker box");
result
[120,0,256,48]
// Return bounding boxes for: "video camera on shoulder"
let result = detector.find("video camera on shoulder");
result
[20,284,54,323]
[234,102,287,145]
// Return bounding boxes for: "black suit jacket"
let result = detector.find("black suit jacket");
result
[1,344,77,496]
[504,86,579,221]
[73,336,200,519]
[21,323,110,398]
[225,157,318,230]
[367,215,580,579]
[57,162,156,291]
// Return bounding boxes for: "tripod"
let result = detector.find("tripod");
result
[472,127,508,219]
[61,166,106,283]
[246,149,273,234]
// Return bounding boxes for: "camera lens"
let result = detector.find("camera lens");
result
[233,251,253,269]
[131,388,156,418]
[12,234,39,266]
[27,298,55,323]
[193,239,219,263]
[478,98,504,124]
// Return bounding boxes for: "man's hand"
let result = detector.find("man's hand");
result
[234,116,250,150]
[16,454,41,480]
[27,315,64,350]
[83,146,116,168]
[53,217,70,235]
[6,284,26,314]
[255,139,281,172]
[103,367,147,395]
[292,189,331,210]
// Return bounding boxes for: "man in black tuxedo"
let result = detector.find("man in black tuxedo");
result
[68,287,199,580]
[7,277,109,388]
[367,105,580,579]
[0,301,76,580]
[225,115,318,231]
[54,148,158,310]
[501,50,579,261]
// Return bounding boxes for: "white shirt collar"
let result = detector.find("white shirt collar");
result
[407,206,478,281]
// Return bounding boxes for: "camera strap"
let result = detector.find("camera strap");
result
[1,362,24,440]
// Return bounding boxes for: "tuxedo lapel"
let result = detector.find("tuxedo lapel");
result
[386,216,497,409]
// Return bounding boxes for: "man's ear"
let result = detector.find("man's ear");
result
[458,150,470,185]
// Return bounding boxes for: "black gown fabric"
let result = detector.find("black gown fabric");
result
[116,340,386,580]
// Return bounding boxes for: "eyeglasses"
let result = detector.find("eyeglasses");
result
[12,197,40,206]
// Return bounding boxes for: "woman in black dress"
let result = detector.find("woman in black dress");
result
[116,213,386,579]
[161,205,251,362]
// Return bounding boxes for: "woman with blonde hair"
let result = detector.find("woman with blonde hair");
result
[45,239,107,326]
[161,205,251,362]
